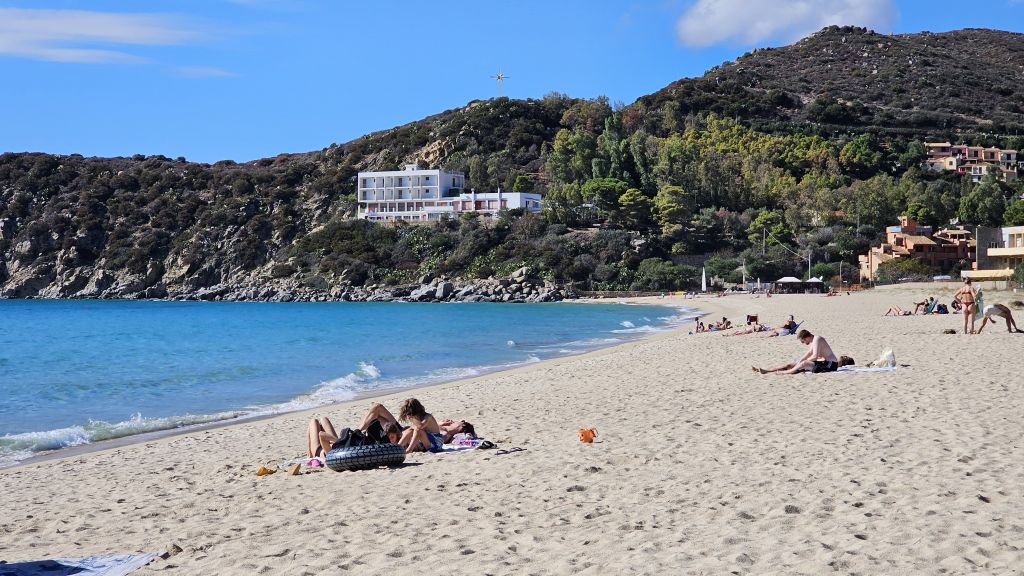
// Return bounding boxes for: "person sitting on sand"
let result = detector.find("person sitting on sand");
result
[953,278,978,334]
[977,303,1023,334]
[913,297,935,314]
[359,398,446,453]
[884,305,912,316]
[753,329,841,374]
[753,355,854,374]
[766,315,798,337]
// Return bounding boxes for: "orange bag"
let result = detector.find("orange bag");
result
[578,428,598,443]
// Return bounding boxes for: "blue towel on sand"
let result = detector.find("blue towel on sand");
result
[0,553,158,576]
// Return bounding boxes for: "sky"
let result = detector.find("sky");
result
[1,0,1023,163]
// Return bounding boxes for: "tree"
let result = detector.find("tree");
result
[615,188,655,231]
[839,134,883,178]
[1014,262,1024,288]
[704,255,740,281]
[581,178,630,215]
[631,258,694,291]
[1003,200,1024,226]
[808,262,836,281]
[958,175,1006,226]
[511,174,534,192]
[747,210,792,249]
[653,185,694,234]
[874,257,934,284]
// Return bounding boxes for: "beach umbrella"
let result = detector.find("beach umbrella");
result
[701,267,707,292]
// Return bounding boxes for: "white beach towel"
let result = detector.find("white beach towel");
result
[837,366,898,373]
[0,553,159,576]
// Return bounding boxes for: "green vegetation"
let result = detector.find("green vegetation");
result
[5,27,1024,297]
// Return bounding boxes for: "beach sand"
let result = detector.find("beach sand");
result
[2,286,1023,574]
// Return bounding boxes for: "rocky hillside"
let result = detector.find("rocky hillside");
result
[3,26,1024,300]
[0,96,580,300]
[634,26,1024,136]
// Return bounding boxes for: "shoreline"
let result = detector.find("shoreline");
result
[2,297,708,472]
[5,288,1021,573]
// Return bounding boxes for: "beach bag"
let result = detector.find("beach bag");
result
[331,427,368,450]
[363,420,390,445]
[936,304,948,314]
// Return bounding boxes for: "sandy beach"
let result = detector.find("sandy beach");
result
[2,286,1023,574]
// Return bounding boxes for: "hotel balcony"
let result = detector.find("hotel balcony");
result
[987,247,1024,257]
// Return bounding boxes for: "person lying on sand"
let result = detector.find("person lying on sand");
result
[765,315,798,337]
[306,415,402,458]
[977,303,1023,334]
[884,305,912,316]
[723,323,768,336]
[752,329,842,374]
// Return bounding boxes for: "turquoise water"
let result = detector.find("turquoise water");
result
[0,300,693,466]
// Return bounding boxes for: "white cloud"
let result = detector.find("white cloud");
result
[676,0,896,47]
[0,8,198,63]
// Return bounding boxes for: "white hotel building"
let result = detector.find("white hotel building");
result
[357,165,542,222]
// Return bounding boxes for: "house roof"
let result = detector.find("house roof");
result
[905,235,937,245]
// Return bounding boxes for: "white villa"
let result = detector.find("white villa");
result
[356,165,541,222]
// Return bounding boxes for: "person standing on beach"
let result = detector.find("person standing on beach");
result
[953,278,977,334]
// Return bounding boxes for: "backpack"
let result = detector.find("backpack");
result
[330,427,368,450]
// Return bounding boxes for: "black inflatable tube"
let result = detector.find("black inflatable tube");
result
[325,443,406,471]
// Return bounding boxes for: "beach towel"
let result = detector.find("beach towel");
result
[836,366,898,373]
[0,553,159,576]
[974,290,985,321]
[924,299,938,314]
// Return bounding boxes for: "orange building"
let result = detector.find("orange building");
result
[858,216,975,281]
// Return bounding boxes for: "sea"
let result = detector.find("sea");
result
[0,299,694,467]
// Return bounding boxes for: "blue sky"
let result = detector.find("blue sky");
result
[1,0,1023,163]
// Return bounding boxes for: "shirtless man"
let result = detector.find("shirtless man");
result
[977,303,1023,334]
[753,329,840,374]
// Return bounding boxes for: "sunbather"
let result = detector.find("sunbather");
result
[913,297,935,314]
[753,329,842,374]
[884,305,912,316]
[753,355,854,374]
[306,415,403,458]
[977,303,1023,334]
[724,323,768,336]
[766,315,798,337]
[953,278,978,334]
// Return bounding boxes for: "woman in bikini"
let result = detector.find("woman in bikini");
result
[954,278,977,334]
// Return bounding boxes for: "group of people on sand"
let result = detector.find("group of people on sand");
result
[305,398,476,459]
[695,317,732,332]
[884,278,1021,335]
[953,278,1022,334]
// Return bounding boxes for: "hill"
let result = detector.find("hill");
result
[3,27,1024,300]
[634,26,1024,137]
